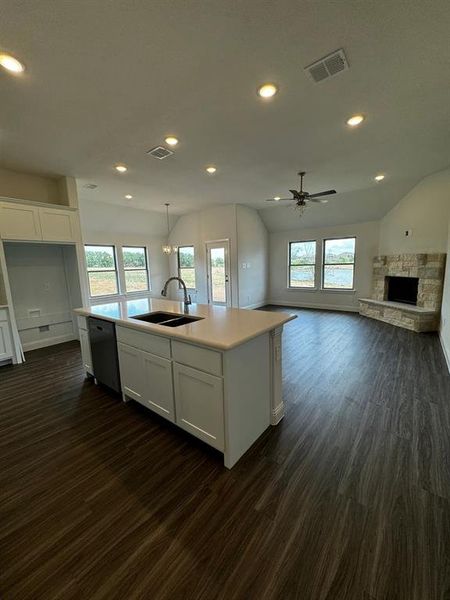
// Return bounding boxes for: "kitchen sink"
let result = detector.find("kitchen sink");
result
[131,311,203,327]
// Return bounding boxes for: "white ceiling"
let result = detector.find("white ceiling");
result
[0,0,449,230]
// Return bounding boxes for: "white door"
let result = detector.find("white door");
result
[206,241,231,306]
[173,362,224,450]
[117,343,144,402]
[141,350,175,423]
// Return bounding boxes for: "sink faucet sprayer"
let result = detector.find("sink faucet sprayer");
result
[161,277,192,308]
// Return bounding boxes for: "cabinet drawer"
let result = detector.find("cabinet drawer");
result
[0,309,8,323]
[172,340,222,376]
[116,325,171,359]
[77,315,88,330]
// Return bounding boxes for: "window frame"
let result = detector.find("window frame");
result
[288,240,317,289]
[84,244,120,298]
[177,245,196,290]
[121,245,151,294]
[321,236,356,291]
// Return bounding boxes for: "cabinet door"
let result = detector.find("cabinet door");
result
[79,328,93,375]
[117,342,144,402]
[0,202,41,240]
[0,321,13,361]
[141,351,175,422]
[173,363,224,450]
[39,208,80,242]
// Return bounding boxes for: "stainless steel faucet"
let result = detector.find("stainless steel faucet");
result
[161,277,192,307]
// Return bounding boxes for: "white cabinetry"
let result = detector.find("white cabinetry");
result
[0,309,13,362]
[117,336,175,423]
[0,203,41,240]
[77,316,93,375]
[0,201,81,243]
[39,207,80,242]
[173,363,224,451]
[79,329,93,375]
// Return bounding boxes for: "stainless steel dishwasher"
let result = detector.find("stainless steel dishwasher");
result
[88,317,121,393]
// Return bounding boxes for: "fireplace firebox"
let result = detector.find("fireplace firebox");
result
[386,276,419,305]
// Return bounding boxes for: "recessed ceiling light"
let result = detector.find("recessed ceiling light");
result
[346,114,365,127]
[115,164,127,173]
[374,174,385,182]
[274,196,281,201]
[206,166,217,174]
[258,83,278,98]
[125,194,133,199]
[165,136,179,146]
[0,53,25,73]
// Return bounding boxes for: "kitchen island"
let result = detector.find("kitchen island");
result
[74,298,295,468]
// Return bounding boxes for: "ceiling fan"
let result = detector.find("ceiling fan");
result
[266,171,336,211]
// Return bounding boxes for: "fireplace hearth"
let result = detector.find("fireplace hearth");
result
[386,276,419,305]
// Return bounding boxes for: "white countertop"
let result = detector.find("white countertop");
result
[74,298,296,350]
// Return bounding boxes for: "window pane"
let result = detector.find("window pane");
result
[290,241,316,265]
[179,246,195,268]
[324,238,355,264]
[88,271,118,296]
[123,247,146,269]
[125,270,149,292]
[290,266,315,287]
[180,267,196,289]
[323,264,354,289]
[85,245,116,271]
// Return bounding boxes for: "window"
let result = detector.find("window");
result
[323,237,356,290]
[289,241,316,288]
[85,245,119,297]
[178,246,196,289]
[122,246,149,293]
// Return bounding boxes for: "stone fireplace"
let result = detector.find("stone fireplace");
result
[359,253,446,332]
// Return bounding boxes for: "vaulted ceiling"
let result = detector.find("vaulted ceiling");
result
[1,0,449,230]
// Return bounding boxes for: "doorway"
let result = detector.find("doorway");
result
[205,240,231,306]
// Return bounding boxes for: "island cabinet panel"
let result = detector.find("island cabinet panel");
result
[116,326,170,359]
[141,351,175,422]
[172,340,222,376]
[0,202,41,240]
[117,342,145,402]
[79,328,93,375]
[173,362,224,451]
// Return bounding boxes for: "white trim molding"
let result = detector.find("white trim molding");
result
[439,332,450,374]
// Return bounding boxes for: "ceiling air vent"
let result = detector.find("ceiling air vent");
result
[305,49,349,83]
[147,146,174,160]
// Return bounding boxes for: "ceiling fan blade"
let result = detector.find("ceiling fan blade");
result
[265,198,292,202]
[309,197,329,204]
[308,189,337,198]
[289,189,301,200]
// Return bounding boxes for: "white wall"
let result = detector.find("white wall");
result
[236,205,268,308]
[379,168,450,254]
[79,199,171,303]
[269,221,380,312]
[168,204,239,306]
[0,167,76,207]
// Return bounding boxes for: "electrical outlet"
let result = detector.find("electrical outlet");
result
[44,282,50,291]
[405,229,412,237]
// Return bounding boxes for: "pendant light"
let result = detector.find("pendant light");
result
[162,203,177,255]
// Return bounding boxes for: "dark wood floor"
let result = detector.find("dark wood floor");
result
[1,308,449,600]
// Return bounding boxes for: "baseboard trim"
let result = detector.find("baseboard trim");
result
[439,332,450,374]
[268,300,359,313]
[241,301,268,310]
[271,402,285,425]
[23,334,77,353]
